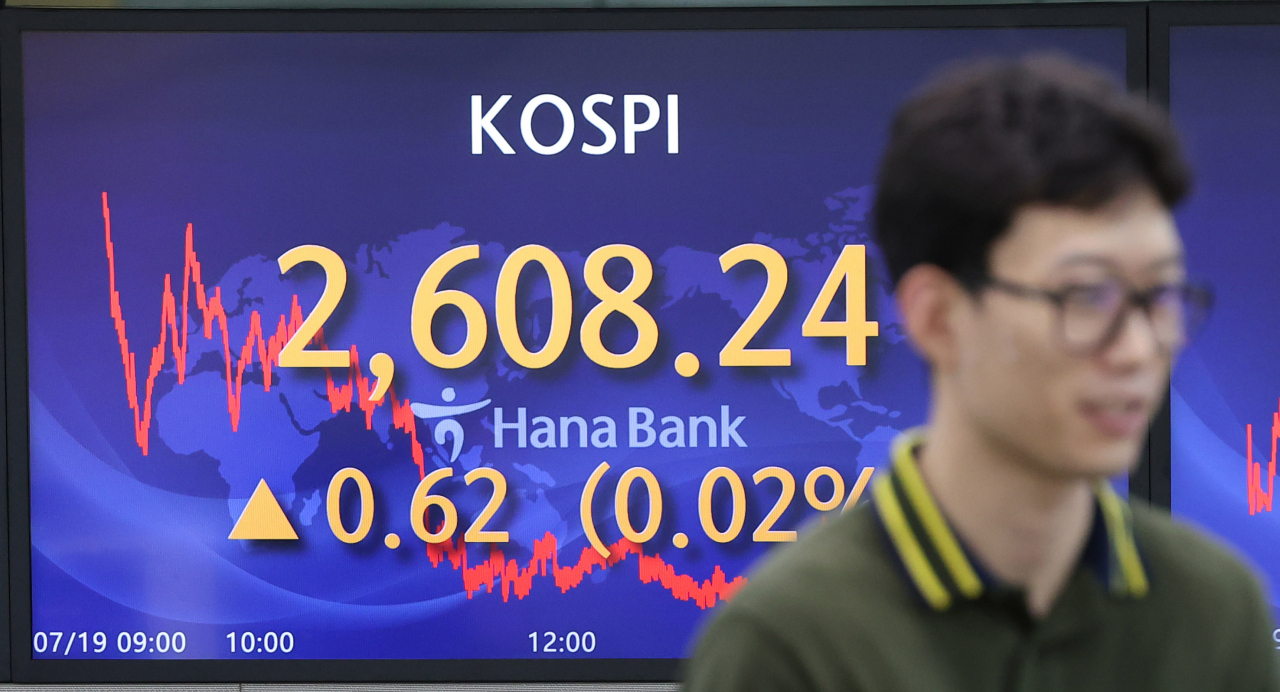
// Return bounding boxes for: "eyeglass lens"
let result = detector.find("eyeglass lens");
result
[1059,283,1210,353]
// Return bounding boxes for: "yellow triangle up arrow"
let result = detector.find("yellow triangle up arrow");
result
[229,479,298,540]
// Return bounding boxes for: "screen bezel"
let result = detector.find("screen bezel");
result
[1,4,1146,683]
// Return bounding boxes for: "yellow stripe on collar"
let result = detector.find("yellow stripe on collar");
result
[872,475,952,610]
[1095,481,1150,598]
[891,430,984,600]
[875,428,1148,608]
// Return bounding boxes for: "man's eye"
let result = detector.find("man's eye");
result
[1148,285,1188,309]
[1062,284,1118,310]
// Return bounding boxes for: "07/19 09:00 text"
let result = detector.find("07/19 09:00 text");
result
[32,630,187,655]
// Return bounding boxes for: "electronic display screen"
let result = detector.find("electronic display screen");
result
[1169,24,1280,635]
[20,26,1126,666]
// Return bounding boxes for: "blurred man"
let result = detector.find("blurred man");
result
[683,56,1276,692]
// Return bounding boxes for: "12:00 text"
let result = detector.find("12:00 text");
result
[529,630,596,653]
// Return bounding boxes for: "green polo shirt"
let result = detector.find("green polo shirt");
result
[683,432,1278,692]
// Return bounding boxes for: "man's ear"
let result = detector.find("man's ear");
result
[896,264,966,373]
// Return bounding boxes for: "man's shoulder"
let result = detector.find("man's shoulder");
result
[684,503,917,691]
[1125,501,1277,689]
[712,503,912,631]
[1129,501,1269,615]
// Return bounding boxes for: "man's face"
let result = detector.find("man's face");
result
[955,185,1184,479]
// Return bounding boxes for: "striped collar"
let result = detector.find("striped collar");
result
[871,428,1149,612]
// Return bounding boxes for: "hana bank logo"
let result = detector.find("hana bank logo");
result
[411,387,491,464]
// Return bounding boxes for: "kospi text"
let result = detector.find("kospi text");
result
[471,94,679,155]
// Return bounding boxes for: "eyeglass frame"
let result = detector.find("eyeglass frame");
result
[978,275,1215,356]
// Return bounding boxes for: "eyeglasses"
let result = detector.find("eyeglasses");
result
[981,275,1214,356]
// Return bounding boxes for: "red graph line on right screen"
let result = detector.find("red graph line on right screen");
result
[1246,399,1280,514]
[102,192,747,608]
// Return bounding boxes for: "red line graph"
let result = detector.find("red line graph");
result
[430,533,745,609]
[104,192,425,467]
[102,192,747,608]
[1246,399,1280,515]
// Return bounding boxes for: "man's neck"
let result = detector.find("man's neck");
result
[916,408,1096,618]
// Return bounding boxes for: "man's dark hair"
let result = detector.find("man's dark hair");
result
[873,54,1192,290]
